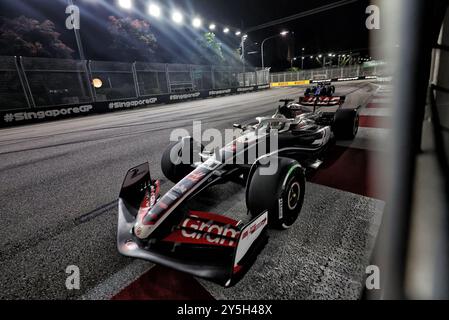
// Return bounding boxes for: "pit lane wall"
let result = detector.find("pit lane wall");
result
[0,84,270,127]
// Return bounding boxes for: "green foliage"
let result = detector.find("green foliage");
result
[0,15,74,58]
[108,16,157,62]
[196,32,225,65]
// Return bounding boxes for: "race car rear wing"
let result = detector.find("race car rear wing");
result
[117,163,269,287]
[299,95,346,107]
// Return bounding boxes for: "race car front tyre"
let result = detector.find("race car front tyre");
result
[333,109,359,140]
[246,157,306,230]
[161,138,204,183]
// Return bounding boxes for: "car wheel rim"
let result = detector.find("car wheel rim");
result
[353,117,359,136]
[287,182,300,210]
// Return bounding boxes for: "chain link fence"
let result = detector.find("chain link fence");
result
[1,57,388,112]
[0,57,388,111]
[89,60,137,102]
[21,57,93,108]
[270,63,388,83]
[135,62,169,96]
[0,56,269,112]
[0,56,29,110]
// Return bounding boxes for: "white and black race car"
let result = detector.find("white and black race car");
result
[117,95,360,287]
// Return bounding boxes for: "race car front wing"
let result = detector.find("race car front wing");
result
[117,163,269,287]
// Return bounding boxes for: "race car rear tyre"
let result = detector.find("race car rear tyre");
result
[246,157,306,230]
[161,138,204,183]
[333,109,359,140]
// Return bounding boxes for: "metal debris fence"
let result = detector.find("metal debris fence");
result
[0,56,270,111]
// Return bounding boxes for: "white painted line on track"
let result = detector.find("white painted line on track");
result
[370,98,391,104]
[81,261,154,300]
[359,108,392,117]
[337,127,390,152]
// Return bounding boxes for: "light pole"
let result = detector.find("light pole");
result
[301,48,305,69]
[318,54,324,68]
[291,57,296,68]
[261,31,289,69]
[240,35,248,84]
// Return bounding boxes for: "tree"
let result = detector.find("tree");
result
[0,16,74,59]
[107,16,157,62]
[195,32,225,65]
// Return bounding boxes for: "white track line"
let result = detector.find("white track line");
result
[81,261,154,300]
[370,98,391,104]
[359,108,391,117]
[337,127,390,152]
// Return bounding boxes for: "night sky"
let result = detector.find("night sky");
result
[0,0,374,71]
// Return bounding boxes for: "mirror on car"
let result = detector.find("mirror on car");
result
[233,123,243,129]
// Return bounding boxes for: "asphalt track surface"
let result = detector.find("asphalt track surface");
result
[0,83,384,299]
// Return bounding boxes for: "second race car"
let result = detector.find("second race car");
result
[304,81,336,97]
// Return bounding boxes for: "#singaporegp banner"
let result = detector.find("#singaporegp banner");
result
[0,84,270,127]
